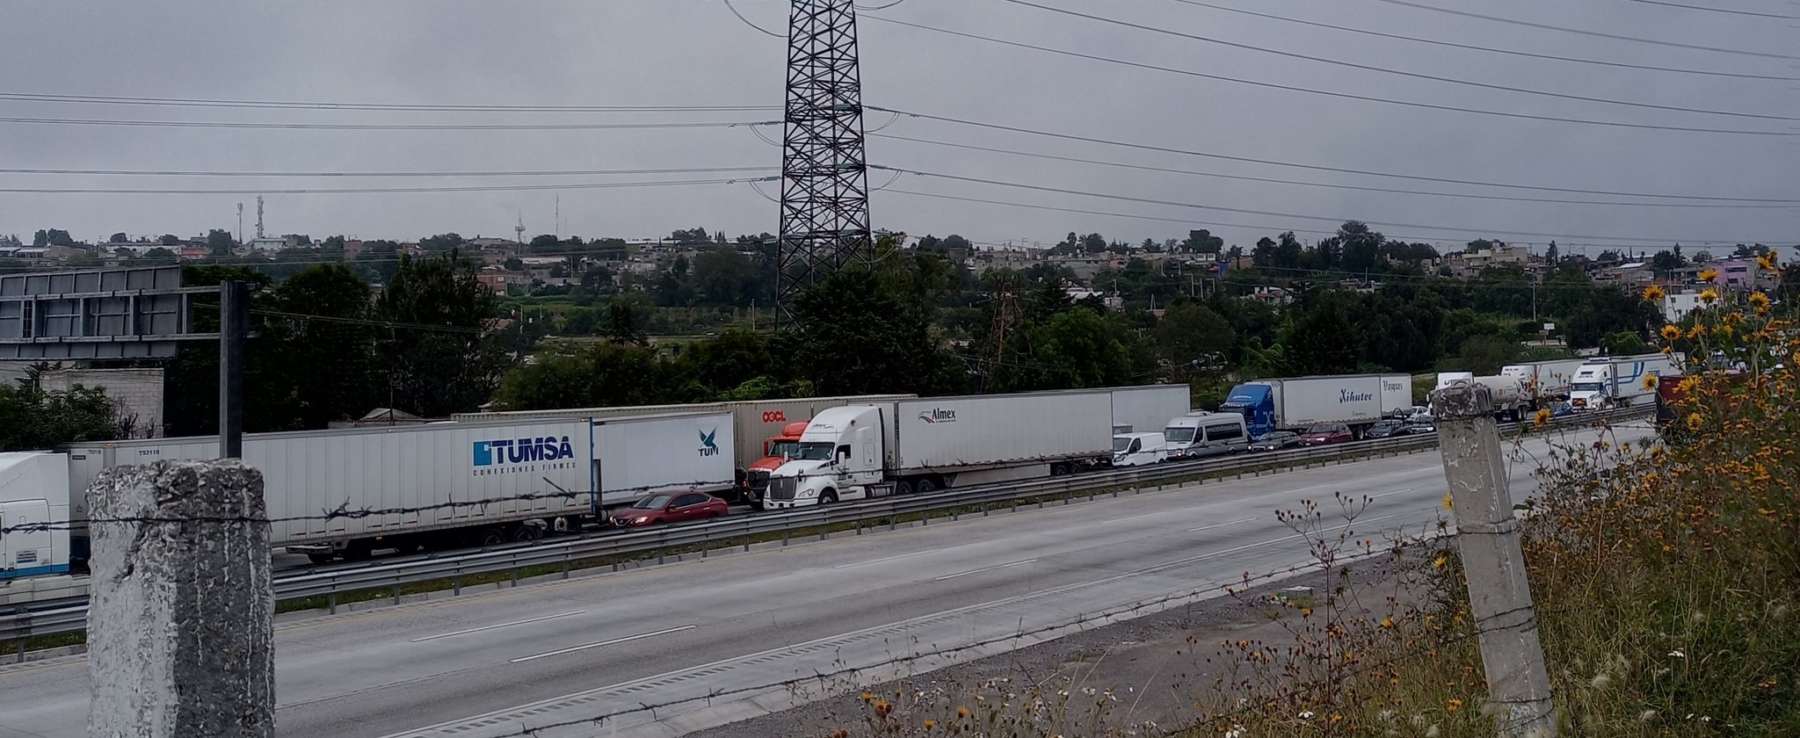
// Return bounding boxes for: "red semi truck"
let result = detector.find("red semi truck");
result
[746,421,809,508]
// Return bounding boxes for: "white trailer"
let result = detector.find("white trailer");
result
[454,394,911,501]
[1569,354,1680,410]
[0,453,70,581]
[67,419,595,562]
[1105,384,1191,435]
[762,388,1120,508]
[592,412,737,507]
[1500,359,1586,404]
[1220,374,1413,439]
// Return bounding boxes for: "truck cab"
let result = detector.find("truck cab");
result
[1568,364,1613,409]
[763,405,884,509]
[746,421,809,508]
[1219,383,1277,439]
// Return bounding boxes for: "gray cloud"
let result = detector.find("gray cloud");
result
[0,0,1792,256]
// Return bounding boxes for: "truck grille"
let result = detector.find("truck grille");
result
[747,470,771,493]
[768,476,797,501]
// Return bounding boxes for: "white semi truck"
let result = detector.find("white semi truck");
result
[1219,373,1412,439]
[761,389,1125,509]
[0,453,71,581]
[65,411,737,563]
[1569,354,1681,410]
[1500,359,1586,405]
[453,394,912,502]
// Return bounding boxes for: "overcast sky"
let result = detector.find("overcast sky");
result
[0,0,1793,256]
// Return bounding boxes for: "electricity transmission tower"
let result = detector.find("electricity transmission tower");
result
[776,0,874,322]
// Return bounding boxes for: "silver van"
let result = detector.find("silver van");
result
[1163,411,1250,459]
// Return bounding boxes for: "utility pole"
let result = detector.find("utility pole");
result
[236,202,244,245]
[254,196,265,240]
[218,281,248,459]
[1429,380,1558,738]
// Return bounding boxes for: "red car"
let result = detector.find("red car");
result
[1298,423,1353,447]
[611,492,729,528]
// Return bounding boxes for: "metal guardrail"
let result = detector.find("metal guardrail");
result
[1,408,1648,647]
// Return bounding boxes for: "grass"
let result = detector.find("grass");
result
[1177,304,1800,735]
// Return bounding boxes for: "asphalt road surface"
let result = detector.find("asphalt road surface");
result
[0,424,1647,738]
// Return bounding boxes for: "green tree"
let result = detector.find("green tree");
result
[491,342,667,411]
[0,381,121,450]
[1154,302,1235,374]
[1283,295,1360,374]
[605,294,650,346]
[206,228,235,256]
[782,252,955,396]
[375,254,507,417]
[674,327,774,394]
[34,229,75,247]
[1601,331,1651,356]
[1450,334,1520,374]
[264,265,381,428]
[159,234,182,246]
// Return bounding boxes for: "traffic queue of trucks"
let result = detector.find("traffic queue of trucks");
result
[1569,353,1681,409]
[761,386,1192,509]
[1219,374,1412,439]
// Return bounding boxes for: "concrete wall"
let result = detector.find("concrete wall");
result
[39,367,164,438]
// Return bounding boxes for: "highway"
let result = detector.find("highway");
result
[0,424,1647,738]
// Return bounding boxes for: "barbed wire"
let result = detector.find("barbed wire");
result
[0,477,734,534]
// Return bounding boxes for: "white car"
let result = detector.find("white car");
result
[1111,432,1168,467]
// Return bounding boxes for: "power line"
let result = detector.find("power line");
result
[0,92,780,113]
[0,165,773,178]
[1162,0,1797,81]
[873,164,1790,243]
[0,175,777,195]
[721,0,786,37]
[867,105,1800,203]
[0,116,780,131]
[992,0,1790,120]
[883,187,1686,249]
[1367,0,1799,60]
[872,132,1791,208]
[861,16,1794,137]
[1628,0,1795,19]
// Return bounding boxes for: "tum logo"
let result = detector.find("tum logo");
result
[698,428,721,457]
[472,436,574,467]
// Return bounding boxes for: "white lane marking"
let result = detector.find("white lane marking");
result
[1185,516,1259,533]
[933,558,1038,581]
[410,610,587,643]
[509,625,696,664]
[832,549,938,570]
[388,508,1436,738]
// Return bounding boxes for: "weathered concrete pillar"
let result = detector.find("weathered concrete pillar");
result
[86,460,273,738]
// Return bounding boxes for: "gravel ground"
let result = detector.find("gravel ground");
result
[689,555,1408,738]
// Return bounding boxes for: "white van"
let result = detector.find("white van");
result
[1163,411,1249,459]
[1111,432,1168,467]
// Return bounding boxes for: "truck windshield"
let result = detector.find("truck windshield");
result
[766,440,800,459]
[1112,437,1133,452]
[795,441,837,461]
[1164,427,1196,444]
[1571,382,1605,393]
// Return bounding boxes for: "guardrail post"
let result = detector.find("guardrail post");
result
[327,593,338,615]
[10,607,25,663]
